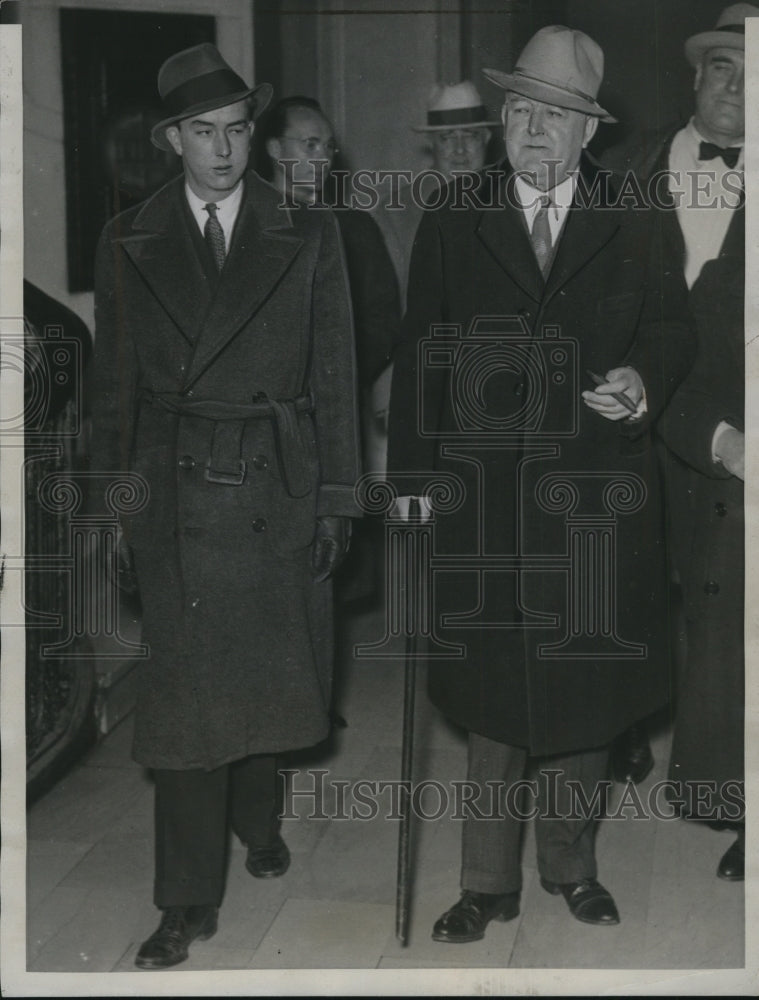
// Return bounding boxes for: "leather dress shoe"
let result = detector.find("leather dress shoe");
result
[717,836,745,881]
[431,890,520,943]
[611,724,654,784]
[540,877,620,926]
[135,904,218,969]
[245,834,291,879]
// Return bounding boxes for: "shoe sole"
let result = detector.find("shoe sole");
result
[431,905,519,943]
[717,869,744,882]
[245,859,291,879]
[134,919,218,969]
[540,878,620,926]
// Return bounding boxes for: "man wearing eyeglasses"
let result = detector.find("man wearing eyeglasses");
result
[260,95,339,206]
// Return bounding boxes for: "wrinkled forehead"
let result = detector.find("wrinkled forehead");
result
[503,91,586,122]
[700,45,745,71]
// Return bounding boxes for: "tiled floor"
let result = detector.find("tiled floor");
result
[25,601,747,982]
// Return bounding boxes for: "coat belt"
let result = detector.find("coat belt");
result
[141,390,314,496]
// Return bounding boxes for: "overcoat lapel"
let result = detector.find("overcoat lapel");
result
[119,177,211,346]
[543,195,620,304]
[182,175,304,390]
[475,161,623,307]
[649,135,686,262]
[475,171,544,303]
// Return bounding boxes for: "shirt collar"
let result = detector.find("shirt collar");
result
[514,172,577,216]
[686,117,744,154]
[185,179,244,222]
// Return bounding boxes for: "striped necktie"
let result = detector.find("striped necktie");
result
[530,194,552,276]
[203,202,227,272]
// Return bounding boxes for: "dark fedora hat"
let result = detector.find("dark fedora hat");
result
[150,43,273,151]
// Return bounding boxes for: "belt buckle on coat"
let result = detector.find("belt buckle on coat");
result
[204,458,247,486]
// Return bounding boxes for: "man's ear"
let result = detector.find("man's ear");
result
[265,136,282,160]
[500,103,508,129]
[165,124,183,157]
[694,62,704,92]
[583,115,599,148]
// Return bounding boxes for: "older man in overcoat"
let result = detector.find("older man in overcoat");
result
[89,44,360,968]
[388,26,694,939]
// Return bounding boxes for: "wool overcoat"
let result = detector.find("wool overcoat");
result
[387,157,696,756]
[90,171,361,771]
[653,147,745,818]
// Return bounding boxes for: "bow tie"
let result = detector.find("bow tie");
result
[698,140,741,169]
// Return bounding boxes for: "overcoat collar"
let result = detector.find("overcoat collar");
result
[474,155,622,306]
[117,171,304,391]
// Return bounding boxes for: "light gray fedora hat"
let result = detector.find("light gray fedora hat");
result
[483,25,617,124]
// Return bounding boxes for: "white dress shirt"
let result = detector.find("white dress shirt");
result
[668,118,744,290]
[667,121,743,465]
[185,180,244,253]
[514,173,576,243]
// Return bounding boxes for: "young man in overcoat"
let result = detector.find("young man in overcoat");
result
[89,44,360,968]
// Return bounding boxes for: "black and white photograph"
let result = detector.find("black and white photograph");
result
[0,0,756,994]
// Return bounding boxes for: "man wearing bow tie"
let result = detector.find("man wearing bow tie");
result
[607,5,751,882]
[89,44,360,968]
[659,4,750,883]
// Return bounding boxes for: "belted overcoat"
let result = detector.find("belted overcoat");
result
[388,157,696,755]
[90,170,360,770]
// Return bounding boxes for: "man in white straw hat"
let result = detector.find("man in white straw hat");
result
[375,81,498,303]
[414,80,500,179]
[388,25,695,940]
[609,2,754,882]
[89,43,360,968]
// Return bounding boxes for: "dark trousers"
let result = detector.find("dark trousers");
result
[462,732,609,894]
[153,754,282,908]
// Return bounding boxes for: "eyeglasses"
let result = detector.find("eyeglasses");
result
[280,134,339,156]
[434,129,487,149]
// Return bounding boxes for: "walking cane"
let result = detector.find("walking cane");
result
[396,496,420,945]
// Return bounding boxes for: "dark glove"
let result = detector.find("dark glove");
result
[312,516,352,583]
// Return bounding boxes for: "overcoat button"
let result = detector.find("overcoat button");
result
[715,502,727,517]
[178,455,195,470]
[252,518,267,533]
[253,455,269,471]
[518,308,531,320]
[704,580,720,595]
